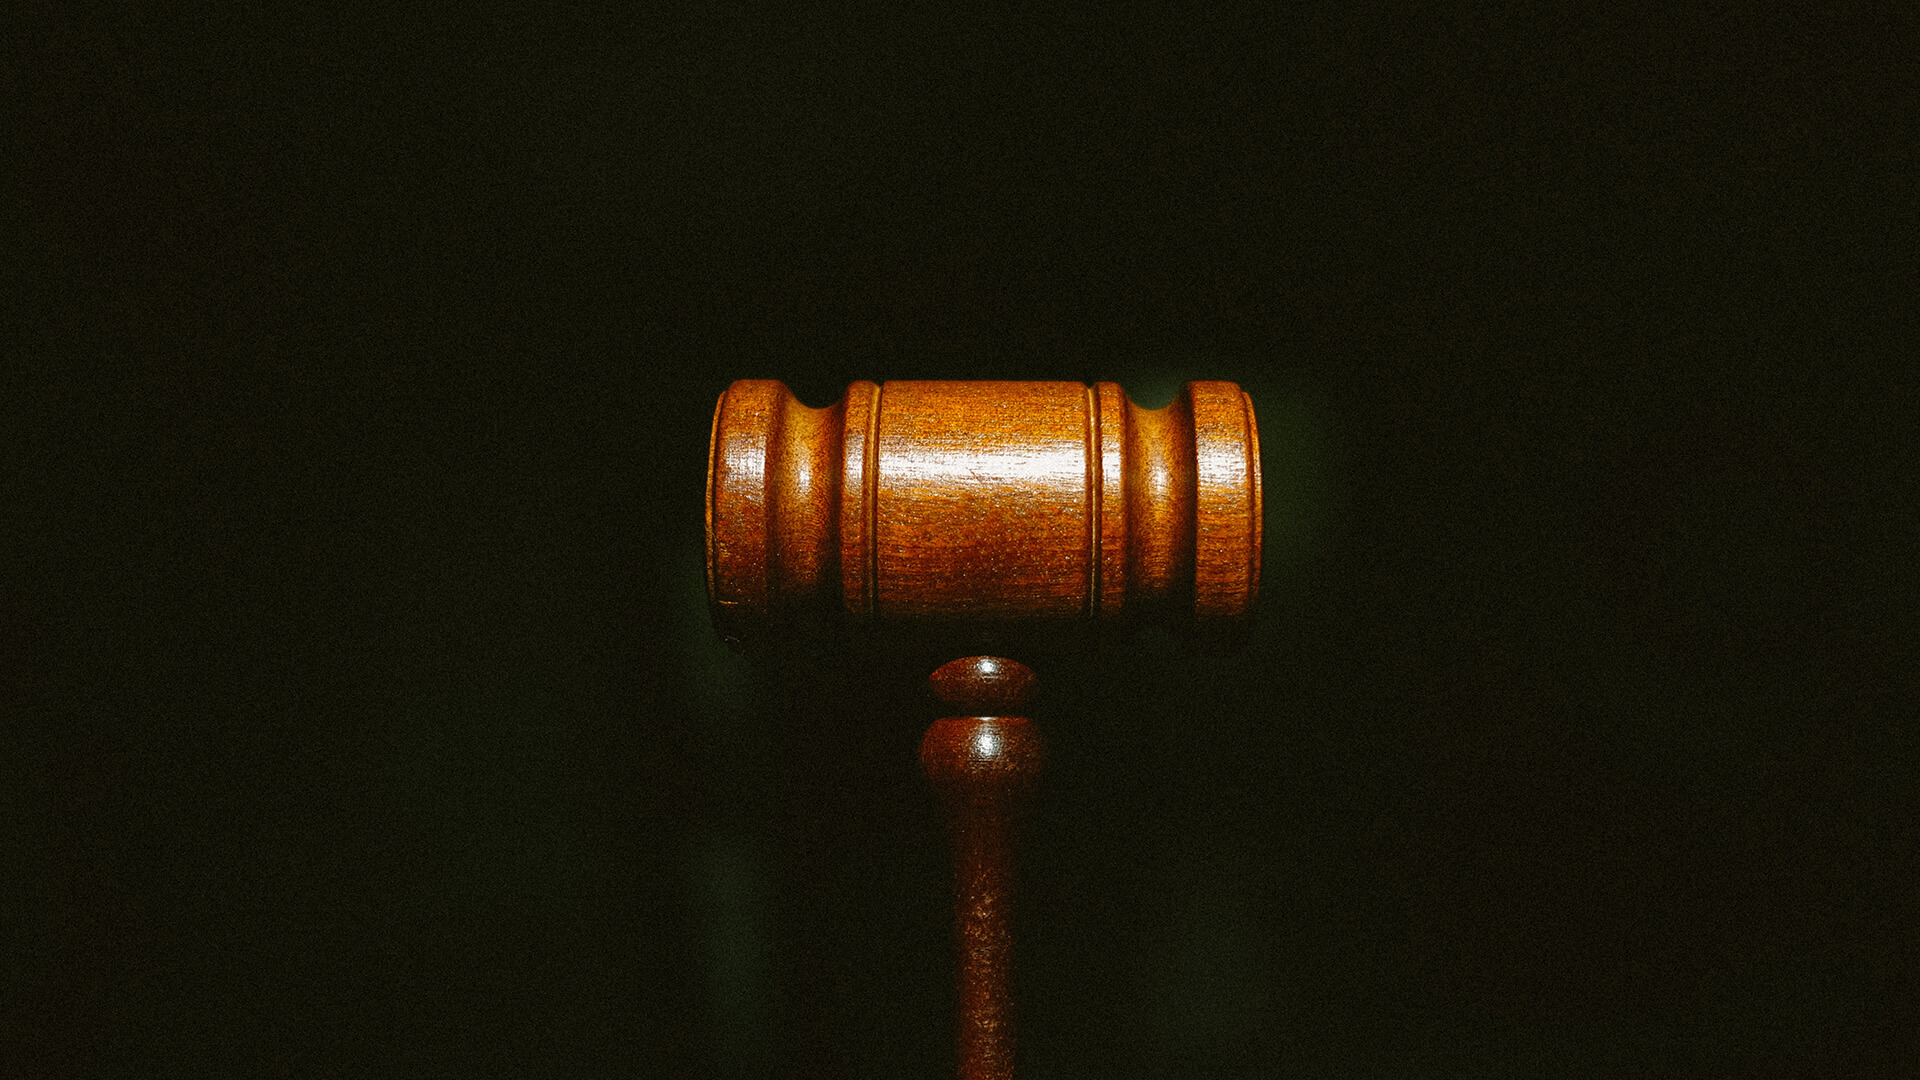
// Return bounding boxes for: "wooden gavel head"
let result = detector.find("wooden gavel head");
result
[707,379,1262,650]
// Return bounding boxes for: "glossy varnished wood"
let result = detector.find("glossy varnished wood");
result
[707,379,1261,641]
[929,654,1038,713]
[703,380,1260,1077]
[922,658,1044,1080]
[880,382,1090,618]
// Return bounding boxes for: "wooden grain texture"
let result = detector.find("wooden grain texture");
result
[879,382,1091,618]
[707,379,1261,641]
[921,658,1045,1080]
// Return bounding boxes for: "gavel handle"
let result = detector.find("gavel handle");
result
[922,712,1044,1080]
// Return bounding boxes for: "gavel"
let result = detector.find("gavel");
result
[707,379,1262,1080]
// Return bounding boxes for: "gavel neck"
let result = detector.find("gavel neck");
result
[920,662,1045,1080]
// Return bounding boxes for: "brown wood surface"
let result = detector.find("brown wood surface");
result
[704,382,1258,1075]
[707,379,1261,640]
[922,657,1044,1080]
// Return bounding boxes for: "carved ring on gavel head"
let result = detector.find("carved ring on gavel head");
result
[706,379,1262,642]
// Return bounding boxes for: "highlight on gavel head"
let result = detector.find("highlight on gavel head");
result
[706,379,1261,650]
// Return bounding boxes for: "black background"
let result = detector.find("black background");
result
[8,4,1911,1077]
